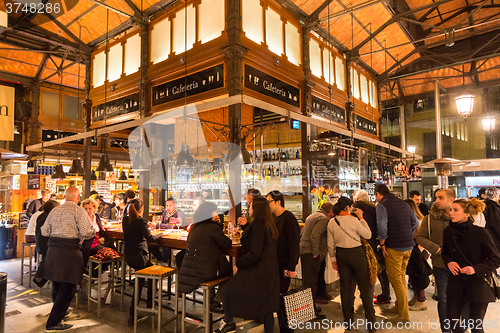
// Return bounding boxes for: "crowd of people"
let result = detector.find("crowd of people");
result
[23,184,500,333]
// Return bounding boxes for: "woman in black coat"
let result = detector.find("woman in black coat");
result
[178,202,231,294]
[122,198,160,325]
[216,196,280,333]
[442,198,500,333]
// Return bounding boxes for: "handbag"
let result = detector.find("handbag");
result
[93,247,121,261]
[334,217,378,285]
[449,228,500,300]
[279,280,316,328]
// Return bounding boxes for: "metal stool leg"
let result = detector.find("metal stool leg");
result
[134,277,139,333]
[28,246,33,288]
[20,245,25,286]
[181,293,187,333]
[203,287,211,333]
[157,277,162,333]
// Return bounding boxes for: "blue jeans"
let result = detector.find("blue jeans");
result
[434,267,450,332]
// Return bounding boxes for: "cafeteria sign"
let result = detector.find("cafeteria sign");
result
[355,115,378,135]
[311,96,345,125]
[244,65,300,108]
[152,65,224,106]
[0,85,14,141]
[92,93,140,123]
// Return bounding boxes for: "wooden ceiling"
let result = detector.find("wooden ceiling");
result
[2,0,500,98]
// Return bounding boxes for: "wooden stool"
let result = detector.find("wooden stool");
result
[85,255,126,317]
[181,276,230,333]
[134,265,178,333]
[20,242,36,288]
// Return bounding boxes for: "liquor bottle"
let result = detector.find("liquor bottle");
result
[263,151,267,161]
[272,152,276,160]
[296,149,299,159]
[275,166,280,177]
[290,165,294,175]
[285,149,289,159]
[267,166,272,176]
[299,149,302,159]
[281,149,286,159]
[27,160,34,174]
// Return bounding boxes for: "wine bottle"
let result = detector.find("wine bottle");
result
[296,149,299,159]
[281,149,286,159]
[285,150,289,159]
[272,152,276,160]
[299,148,302,159]
[263,151,267,161]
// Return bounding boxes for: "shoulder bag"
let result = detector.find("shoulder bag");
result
[334,217,378,285]
[449,227,500,300]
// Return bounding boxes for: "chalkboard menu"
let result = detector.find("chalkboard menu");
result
[311,96,345,125]
[27,175,40,190]
[355,115,378,135]
[310,153,339,180]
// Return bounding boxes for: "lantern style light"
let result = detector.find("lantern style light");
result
[455,95,475,119]
[482,116,496,131]
[407,146,416,154]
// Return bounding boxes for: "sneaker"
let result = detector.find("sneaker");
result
[45,322,73,332]
[63,309,73,320]
[409,300,427,311]
[214,319,236,333]
[210,301,224,314]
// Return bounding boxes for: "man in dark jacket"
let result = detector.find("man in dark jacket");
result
[267,191,300,333]
[299,202,333,311]
[354,190,391,304]
[26,189,51,218]
[95,196,112,220]
[375,184,418,321]
[484,187,500,255]
[157,197,186,228]
[410,190,429,216]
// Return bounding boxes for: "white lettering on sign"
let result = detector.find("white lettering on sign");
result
[172,81,199,95]
[262,80,286,98]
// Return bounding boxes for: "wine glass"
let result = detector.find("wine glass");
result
[169,217,176,229]
[175,218,182,230]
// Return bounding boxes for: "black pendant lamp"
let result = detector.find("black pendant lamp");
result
[327,144,336,156]
[229,137,252,165]
[176,143,195,167]
[52,164,67,179]
[119,169,128,180]
[68,158,85,174]
[238,137,252,164]
[132,149,149,171]
[96,153,114,172]
[91,170,97,180]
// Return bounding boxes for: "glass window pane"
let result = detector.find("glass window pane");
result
[309,39,322,78]
[285,22,300,66]
[322,49,334,85]
[64,95,80,120]
[151,18,171,64]
[266,8,283,56]
[369,81,377,107]
[173,5,196,55]
[242,0,263,44]
[92,51,105,87]
[124,34,141,75]
[41,91,61,117]
[107,43,123,82]
[351,68,360,99]
[360,74,369,104]
[335,57,345,91]
[199,0,225,44]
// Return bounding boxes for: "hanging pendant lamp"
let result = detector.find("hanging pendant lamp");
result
[52,164,66,179]
[68,158,85,174]
[228,137,252,165]
[176,143,195,167]
[132,148,150,171]
[96,153,114,172]
[455,94,475,119]
[91,170,97,180]
[327,145,336,156]
[119,169,128,180]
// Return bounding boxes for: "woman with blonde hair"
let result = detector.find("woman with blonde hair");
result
[442,198,500,333]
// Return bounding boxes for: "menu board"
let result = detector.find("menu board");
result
[27,175,41,190]
[96,180,111,202]
[310,153,339,180]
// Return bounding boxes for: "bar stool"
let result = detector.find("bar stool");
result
[86,255,126,317]
[181,276,230,333]
[133,265,178,333]
[20,242,36,288]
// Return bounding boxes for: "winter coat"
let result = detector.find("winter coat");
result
[178,219,232,294]
[353,200,378,251]
[299,208,329,259]
[35,212,51,257]
[484,199,500,251]
[415,203,450,269]
[97,202,112,220]
[228,218,280,319]
[122,216,160,269]
[276,210,300,271]
[442,219,500,303]
[26,198,44,218]
[406,245,433,290]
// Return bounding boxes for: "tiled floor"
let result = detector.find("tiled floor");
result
[2,258,500,332]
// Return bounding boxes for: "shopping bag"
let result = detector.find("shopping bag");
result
[280,287,316,328]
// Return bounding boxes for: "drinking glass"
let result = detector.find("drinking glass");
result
[175,218,182,230]
[169,217,176,229]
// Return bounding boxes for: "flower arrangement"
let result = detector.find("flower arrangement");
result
[310,186,334,209]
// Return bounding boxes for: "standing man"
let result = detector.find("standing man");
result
[267,191,300,333]
[409,190,429,216]
[484,187,500,255]
[41,187,95,332]
[157,197,186,229]
[375,184,418,322]
[415,188,454,332]
[27,189,51,218]
[237,188,261,226]
[299,202,334,314]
